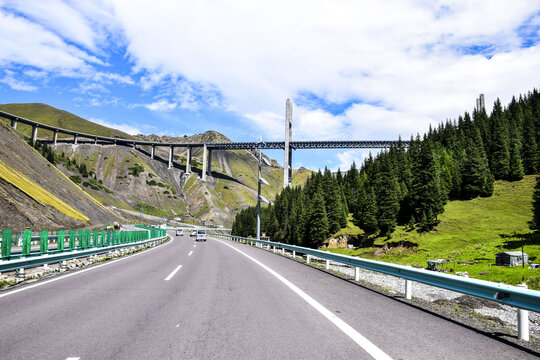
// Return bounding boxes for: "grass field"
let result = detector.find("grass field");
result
[327,175,540,289]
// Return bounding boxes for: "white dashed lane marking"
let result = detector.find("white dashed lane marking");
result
[164,265,183,281]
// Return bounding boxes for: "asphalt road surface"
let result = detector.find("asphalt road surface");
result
[0,232,536,360]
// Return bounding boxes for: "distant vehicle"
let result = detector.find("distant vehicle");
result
[176,229,183,236]
[196,230,207,242]
[190,230,197,237]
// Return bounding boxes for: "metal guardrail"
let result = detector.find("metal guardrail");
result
[210,233,540,314]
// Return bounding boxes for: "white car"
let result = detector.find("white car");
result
[196,230,207,242]
[176,229,183,236]
[190,230,197,237]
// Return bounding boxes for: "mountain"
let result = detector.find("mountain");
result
[0,103,311,230]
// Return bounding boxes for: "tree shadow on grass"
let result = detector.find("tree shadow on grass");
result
[500,232,540,249]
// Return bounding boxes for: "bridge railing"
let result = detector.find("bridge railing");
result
[209,233,540,314]
[0,227,167,273]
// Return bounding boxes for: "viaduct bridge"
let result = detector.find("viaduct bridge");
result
[0,101,408,186]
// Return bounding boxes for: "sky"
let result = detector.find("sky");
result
[0,0,540,171]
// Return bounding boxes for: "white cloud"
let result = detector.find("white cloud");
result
[142,99,177,111]
[88,117,141,135]
[0,70,37,91]
[1,0,540,148]
[112,0,540,138]
[333,150,372,172]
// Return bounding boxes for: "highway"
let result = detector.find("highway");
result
[0,232,536,360]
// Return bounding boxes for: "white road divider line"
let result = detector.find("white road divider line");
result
[193,244,196,248]
[188,251,193,256]
[0,237,174,299]
[165,265,183,281]
[215,238,393,360]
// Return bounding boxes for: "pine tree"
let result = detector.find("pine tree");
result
[461,128,494,198]
[490,99,510,179]
[359,186,378,233]
[410,137,445,222]
[375,154,400,237]
[521,108,538,174]
[322,168,343,234]
[307,189,329,248]
[508,137,525,181]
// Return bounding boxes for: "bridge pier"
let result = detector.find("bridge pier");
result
[53,130,58,145]
[186,146,191,173]
[11,118,17,129]
[151,145,155,159]
[132,142,136,149]
[208,149,212,176]
[95,137,98,145]
[31,125,38,144]
[283,99,292,188]
[73,134,78,144]
[168,145,173,169]
[202,144,208,181]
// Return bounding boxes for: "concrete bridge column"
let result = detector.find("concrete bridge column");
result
[11,118,17,129]
[151,145,155,159]
[53,130,58,145]
[283,98,292,188]
[186,146,191,173]
[95,137,98,145]
[74,134,78,144]
[202,144,208,181]
[168,145,173,169]
[31,125,38,144]
[132,142,136,149]
[208,149,212,176]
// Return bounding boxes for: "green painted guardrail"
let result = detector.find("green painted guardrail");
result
[1,227,167,261]
[0,227,167,273]
[210,233,540,314]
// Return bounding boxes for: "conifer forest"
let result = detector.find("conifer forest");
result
[233,89,540,247]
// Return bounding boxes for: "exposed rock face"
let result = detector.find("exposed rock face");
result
[327,235,350,248]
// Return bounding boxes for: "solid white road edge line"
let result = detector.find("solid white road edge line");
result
[164,264,183,281]
[214,238,393,360]
[0,237,174,299]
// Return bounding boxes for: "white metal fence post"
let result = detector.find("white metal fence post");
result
[405,279,412,300]
[517,284,530,341]
[355,267,360,281]
[307,255,311,264]
[326,259,330,270]
[292,251,296,259]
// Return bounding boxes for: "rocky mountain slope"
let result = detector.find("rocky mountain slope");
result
[0,121,119,232]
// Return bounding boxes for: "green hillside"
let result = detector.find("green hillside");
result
[329,175,540,288]
[0,103,134,139]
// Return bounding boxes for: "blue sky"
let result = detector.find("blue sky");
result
[1,0,540,171]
